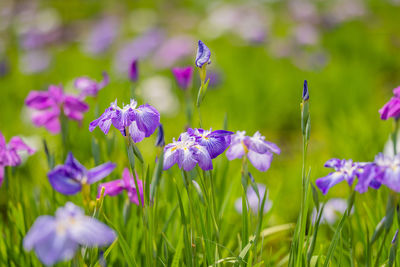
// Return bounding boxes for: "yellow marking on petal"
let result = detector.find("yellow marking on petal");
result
[241,141,248,153]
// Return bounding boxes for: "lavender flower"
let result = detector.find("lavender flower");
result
[312,198,353,225]
[226,131,280,172]
[83,17,119,55]
[379,86,400,120]
[163,129,233,171]
[74,72,109,98]
[129,60,138,82]
[24,202,116,266]
[98,168,144,206]
[25,85,89,134]
[195,40,211,68]
[0,132,35,186]
[315,159,363,194]
[303,80,309,101]
[356,153,400,193]
[234,183,272,214]
[172,66,193,90]
[187,128,233,159]
[163,132,213,171]
[48,152,115,195]
[89,99,160,143]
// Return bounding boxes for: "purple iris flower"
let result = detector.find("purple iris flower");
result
[172,67,193,90]
[129,60,138,82]
[24,202,116,266]
[89,99,160,143]
[187,128,233,159]
[0,132,35,186]
[74,72,109,98]
[195,40,211,68]
[48,152,116,195]
[163,132,213,171]
[315,159,363,194]
[226,131,280,172]
[25,85,89,134]
[356,153,400,193]
[98,168,144,206]
[379,86,400,120]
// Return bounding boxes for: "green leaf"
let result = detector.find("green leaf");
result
[171,230,184,267]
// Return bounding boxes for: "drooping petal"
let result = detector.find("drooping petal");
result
[197,136,229,159]
[355,165,380,193]
[127,179,144,206]
[381,167,400,192]
[315,172,345,195]
[32,108,61,134]
[195,40,211,68]
[48,166,82,195]
[178,149,197,171]
[25,91,54,110]
[24,216,56,251]
[98,180,124,197]
[163,146,180,170]
[193,145,213,171]
[87,162,116,184]
[34,232,77,266]
[379,97,400,120]
[264,141,281,155]
[134,104,160,137]
[128,121,146,143]
[247,150,273,172]
[74,77,98,96]
[69,217,116,247]
[226,142,246,160]
[89,108,114,134]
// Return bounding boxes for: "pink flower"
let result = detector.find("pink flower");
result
[25,85,89,134]
[74,72,109,98]
[379,86,400,120]
[98,168,144,206]
[0,131,35,186]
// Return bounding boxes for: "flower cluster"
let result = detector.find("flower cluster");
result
[24,202,116,266]
[25,85,89,134]
[98,168,144,206]
[163,128,233,171]
[379,86,400,120]
[74,71,109,98]
[0,132,35,186]
[226,131,280,172]
[89,98,160,143]
[48,152,116,195]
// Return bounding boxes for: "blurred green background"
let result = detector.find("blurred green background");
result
[1,0,400,263]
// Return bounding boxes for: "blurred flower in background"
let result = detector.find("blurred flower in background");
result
[82,17,119,55]
[235,183,272,214]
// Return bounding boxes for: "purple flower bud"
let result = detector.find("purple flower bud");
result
[195,40,211,68]
[303,80,309,101]
[155,124,165,147]
[129,60,139,82]
[172,66,193,90]
[392,230,399,244]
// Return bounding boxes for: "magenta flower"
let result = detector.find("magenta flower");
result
[98,168,144,206]
[172,67,193,90]
[129,60,138,82]
[25,85,89,134]
[226,131,280,172]
[24,202,116,266]
[48,152,116,195]
[0,132,35,186]
[89,99,160,143]
[379,86,400,120]
[74,72,109,98]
